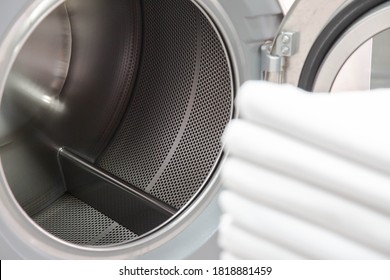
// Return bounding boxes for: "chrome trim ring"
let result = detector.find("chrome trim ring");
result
[312,2,390,92]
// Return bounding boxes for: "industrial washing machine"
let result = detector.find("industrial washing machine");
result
[1,0,389,259]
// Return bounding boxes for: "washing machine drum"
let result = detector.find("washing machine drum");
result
[4,0,387,259]
[0,0,236,258]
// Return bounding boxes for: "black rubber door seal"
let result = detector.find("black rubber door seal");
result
[298,0,388,91]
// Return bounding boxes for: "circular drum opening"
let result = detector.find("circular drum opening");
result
[0,0,233,251]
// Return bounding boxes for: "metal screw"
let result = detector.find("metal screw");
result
[281,46,290,55]
[281,35,290,44]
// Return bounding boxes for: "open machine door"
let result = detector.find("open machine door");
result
[265,0,390,93]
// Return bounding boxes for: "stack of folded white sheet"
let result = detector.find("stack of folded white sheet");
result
[219,81,390,259]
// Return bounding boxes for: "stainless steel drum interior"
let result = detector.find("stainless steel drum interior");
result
[0,0,233,247]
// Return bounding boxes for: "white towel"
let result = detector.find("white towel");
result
[219,81,390,259]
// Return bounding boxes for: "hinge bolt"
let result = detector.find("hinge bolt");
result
[281,46,290,55]
[281,35,290,44]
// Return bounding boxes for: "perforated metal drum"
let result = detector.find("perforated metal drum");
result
[0,0,282,258]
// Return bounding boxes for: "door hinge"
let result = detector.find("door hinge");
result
[261,31,299,82]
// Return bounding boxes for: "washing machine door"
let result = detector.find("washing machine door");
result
[0,0,283,259]
[266,0,390,93]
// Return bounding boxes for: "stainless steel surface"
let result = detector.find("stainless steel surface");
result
[199,0,282,83]
[43,0,143,161]
[331,39,372,92]
[0,0,232,256]
[1,0,143,161]
[59,148,177,216]
[5,4,71,110]
[0,0,282,259]
[0,0,68,219]
[371,29,390,89]
[98,0,233,210]
[313,3,390,92]
[273,31,299,57]
[260,42,285,82]
[1,0,144,221]
[34,194,138,246]
[0,0,67,146]
[261,31,298,83]
[267,0,348,85]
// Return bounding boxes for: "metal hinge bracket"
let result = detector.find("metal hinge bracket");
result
[261,31,299,82]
